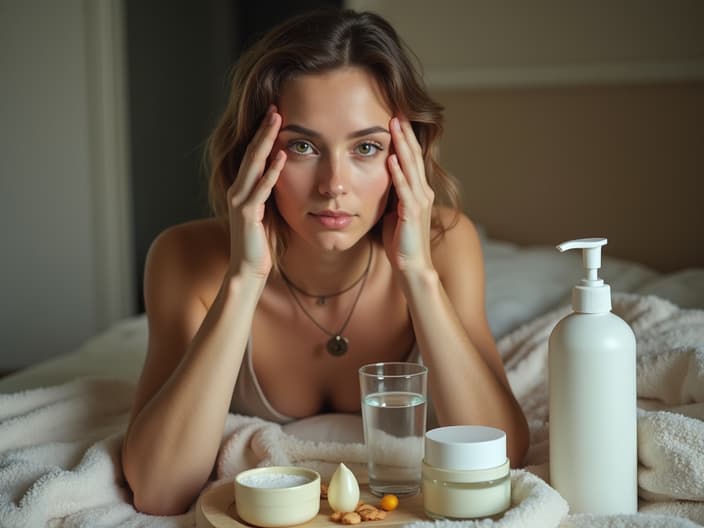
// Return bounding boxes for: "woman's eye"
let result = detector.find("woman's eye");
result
[288,141,315,155]
[355,142,382,157]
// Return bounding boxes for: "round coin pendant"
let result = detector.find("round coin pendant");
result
[327,335,348,357]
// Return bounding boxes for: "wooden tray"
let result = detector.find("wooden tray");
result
[196,481,428,528]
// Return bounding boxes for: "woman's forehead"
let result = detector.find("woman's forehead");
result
[278,67,392,135]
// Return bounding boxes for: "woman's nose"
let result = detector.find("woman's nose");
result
[317,155,349,197]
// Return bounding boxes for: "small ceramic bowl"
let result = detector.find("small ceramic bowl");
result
[234,466,321,527]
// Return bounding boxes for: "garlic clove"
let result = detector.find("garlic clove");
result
[327,463,360,513]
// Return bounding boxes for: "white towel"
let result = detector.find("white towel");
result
[559,512,701,527]
[0,293,702,527]
[0,378,191,527]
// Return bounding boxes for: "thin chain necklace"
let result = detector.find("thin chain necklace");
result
[280,256,368,305]
[281,241,372,357]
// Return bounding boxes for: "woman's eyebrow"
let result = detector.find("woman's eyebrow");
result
[280,124,390,138]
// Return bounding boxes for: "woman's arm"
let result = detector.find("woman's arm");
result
[121,228,264,515]
[122,106,286,515]
[402,213,529,467]
[383,116,528,466]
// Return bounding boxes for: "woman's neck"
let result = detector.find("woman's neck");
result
[278,237,373,296]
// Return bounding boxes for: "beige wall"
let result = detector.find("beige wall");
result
[433,82,703,272]
[347,0,704,271]
[348,0,704,86]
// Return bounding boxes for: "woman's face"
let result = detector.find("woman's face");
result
[273,67,393,252]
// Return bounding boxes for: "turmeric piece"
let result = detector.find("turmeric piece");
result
[341,512,362,525]
[328,496,393,523]
[355,502,387,521]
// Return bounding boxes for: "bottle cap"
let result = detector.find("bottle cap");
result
[556,237,612,314]
[424,425,507,471]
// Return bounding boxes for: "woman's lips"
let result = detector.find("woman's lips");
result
[309,210,354,229]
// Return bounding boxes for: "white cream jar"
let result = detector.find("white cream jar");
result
[422,425,511,520]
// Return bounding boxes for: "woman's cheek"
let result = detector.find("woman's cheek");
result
[273,164,309,200]
[360,160,393,218]
[369,157,392,192]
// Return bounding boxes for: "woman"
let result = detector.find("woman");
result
[122,8,529,516]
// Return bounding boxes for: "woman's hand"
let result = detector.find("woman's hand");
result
[226,105,287,279]
[382,116,435,275]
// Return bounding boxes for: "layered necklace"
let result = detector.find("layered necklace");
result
[280,241,372,357]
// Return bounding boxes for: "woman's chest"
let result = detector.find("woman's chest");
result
[250,278,415,419]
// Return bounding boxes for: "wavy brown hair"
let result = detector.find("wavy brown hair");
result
[206,8,461,269]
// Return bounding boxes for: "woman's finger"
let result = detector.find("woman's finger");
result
[390,117,424,192]
[387,154,416,217]
[246,150,287,208]
[399,117,426,178]
[230,107,281,200]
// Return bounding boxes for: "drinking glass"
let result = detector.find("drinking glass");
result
[359,362,428,497]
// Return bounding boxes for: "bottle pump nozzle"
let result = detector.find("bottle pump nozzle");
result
[556,237,611,313]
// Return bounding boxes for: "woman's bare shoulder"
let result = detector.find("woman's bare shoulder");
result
[432,207,481,247]
[431,207,483,276]
[145,218,229,301]
[149,218,227,261]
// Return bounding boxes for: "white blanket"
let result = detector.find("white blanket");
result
[0,294,702,527]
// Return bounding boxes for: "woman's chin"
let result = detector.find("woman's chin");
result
[298,230,369,253]
[317,236,362,253]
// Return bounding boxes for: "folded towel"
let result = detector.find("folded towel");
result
[216,413,367,483]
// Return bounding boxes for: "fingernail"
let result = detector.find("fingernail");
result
[391,118,401,131]
[275,150,285,161]
[269,111,278,125]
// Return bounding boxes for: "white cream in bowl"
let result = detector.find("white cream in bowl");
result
[234,466,321,527]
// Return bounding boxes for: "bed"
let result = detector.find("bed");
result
[1,231,703,527]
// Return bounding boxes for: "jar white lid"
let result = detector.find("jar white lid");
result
[424,425,507,471]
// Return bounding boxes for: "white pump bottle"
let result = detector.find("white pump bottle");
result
[548,238,637,514]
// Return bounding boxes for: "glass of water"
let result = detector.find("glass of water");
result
[359,362,428,497]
